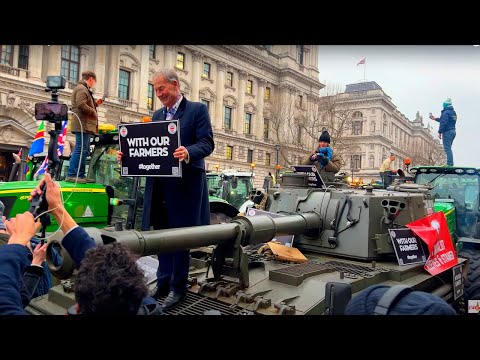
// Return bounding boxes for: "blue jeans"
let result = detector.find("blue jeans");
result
[442,129,456,166]
[67,132,91,178]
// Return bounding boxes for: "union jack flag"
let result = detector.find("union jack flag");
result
[34,120,68,178]
[357,58,366,66]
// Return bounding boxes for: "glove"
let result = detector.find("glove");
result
[319,156,329,167]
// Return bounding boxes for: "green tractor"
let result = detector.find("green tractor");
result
[2,124,238,232]
[410,165,480,301]
[206,170,255,212]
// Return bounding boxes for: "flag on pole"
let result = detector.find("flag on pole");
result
[34,120,68,178]
[357,58,366,66]
[28,121,45,156]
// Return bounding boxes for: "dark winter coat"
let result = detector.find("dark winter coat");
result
[69,80,99,134]
[141,97,215,230]
[435,105,457,134]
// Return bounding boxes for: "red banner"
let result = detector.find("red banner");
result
[406,212,458,276]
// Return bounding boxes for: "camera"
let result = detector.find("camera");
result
[35,76,68,122]
[35,102,68,121]
[46,76,66,90]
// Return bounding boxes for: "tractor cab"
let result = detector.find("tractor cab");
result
[206,170,254,210]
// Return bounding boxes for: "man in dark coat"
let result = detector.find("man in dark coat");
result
[119,68,214,311]
[429,97,457,166]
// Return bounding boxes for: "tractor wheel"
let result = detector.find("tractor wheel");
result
[459,248,480,300]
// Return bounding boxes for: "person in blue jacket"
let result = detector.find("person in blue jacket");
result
[0,174,162,315]
[430,98,457,166]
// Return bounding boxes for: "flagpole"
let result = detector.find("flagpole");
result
[364,61,366,81]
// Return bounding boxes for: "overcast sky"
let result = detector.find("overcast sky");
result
[317,45,480,167]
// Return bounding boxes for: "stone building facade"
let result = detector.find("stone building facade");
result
[331,81,445,183]
[0,45,322,186]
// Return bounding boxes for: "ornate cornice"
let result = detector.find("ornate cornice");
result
[258,78,267,86]
[192,51,203,61]
[216,61,228,71]
[238,70,248,80]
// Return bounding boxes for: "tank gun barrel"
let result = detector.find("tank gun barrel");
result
[47,212,321,280]
[87,212,321,255]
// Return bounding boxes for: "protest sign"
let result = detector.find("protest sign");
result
[406,211,458,276]
[388,228,426,265]
[292,165,325,188]
[118,121,181,177]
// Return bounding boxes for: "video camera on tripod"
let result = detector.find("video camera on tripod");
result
[30,76,69,220]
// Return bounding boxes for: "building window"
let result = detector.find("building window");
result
[247,149,253,164]
[297,125,302,144]
[176,52,185,70]
[351,155,362,169]
[201,99,210,114]
[226,146,233,160]
[297,94,303,108]
[265,152,271,166]
[370,144,374,150]
[263,119,269,139]
[18,45,29,70]
[226,71,233,87]
[369,155,375,168]
[370,121,376,134]
[371,108,376,114]
[245,113,252,134]
[147,83,154,110]
[246,80,253,94]
[149,45,156,59]
[224,106,232,130]
[118,69,130,100]
[297,45,304,64]
[61,45,79,83]
[352,121,363,135]
[264,86,271,101]
[202,62,211,78]
[0,45,13,66]
[353,111,363,118]
[383,121,388,135]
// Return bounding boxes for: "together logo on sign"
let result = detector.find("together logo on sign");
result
[139,163,161,171]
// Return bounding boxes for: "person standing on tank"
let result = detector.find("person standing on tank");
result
[117,68,214,311]
[429,97,457,166]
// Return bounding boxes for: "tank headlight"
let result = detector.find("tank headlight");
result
[410,168,417,174]
[420,168,427,173]
[113,135,119,141]
[94,136,100,142]
[430,168,437,173]
[466,169,475,174]
[454,168,465,174]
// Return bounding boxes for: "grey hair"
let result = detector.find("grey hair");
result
[152,68,181,90]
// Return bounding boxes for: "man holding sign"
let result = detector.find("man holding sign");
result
[117,68,214,310]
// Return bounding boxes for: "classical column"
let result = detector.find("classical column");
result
[46,45,62,77]
[304,46,310,67]
[138,45,150,113]
[12,45,19,68]
[27,46,43,83]
[236,70,247,135]
[214,62,228,130]
[255,78,267,139]
[107,45,120,100]
[94,45,107,96]
[164,45,174,68]
[79,46,90,78]
[191,51,202,102]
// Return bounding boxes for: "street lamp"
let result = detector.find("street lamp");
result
[214,164,220,172]
[250,162,256,175]
[274,143,281,179]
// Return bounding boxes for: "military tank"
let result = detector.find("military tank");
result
[26,172,464,315]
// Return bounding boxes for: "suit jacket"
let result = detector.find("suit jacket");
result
[141,96,214,230]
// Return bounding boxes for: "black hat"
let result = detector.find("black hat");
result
[344,284,456,315]
[318,128,331,143]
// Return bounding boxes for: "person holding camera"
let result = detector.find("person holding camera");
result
[66,71,104,183]
[305,129,341,182]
